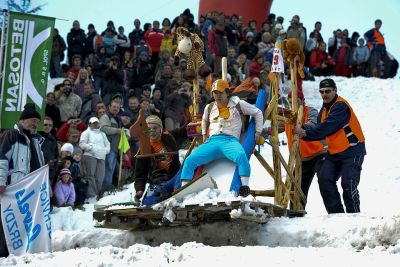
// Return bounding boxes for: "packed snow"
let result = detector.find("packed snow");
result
[1,76,400,266]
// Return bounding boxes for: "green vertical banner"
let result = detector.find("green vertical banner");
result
[0,12,55,129]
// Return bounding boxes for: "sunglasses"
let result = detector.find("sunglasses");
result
[319,89,332,94]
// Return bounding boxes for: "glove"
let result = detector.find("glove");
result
[134,190,144,202]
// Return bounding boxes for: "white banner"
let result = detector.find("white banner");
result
[1,165,52,255]
[271,47,285,74]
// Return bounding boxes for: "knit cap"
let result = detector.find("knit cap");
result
[19,103,41,121]
[61,143,74,154]
[58,168,71,179]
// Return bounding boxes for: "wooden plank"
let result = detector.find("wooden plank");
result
[253,150,275,179]
[250,190,275,197]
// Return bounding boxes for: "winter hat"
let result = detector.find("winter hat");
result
[19,103,41,121]
[319,78,336,89]
[73,146,82,155]
[58,168,71,180]
[89,117,99,124]
[60,143,74,154]
[275,23,283,30]
[246,31,254,38]
[146,115,163,129]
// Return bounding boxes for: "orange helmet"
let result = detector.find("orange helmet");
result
[211,79,229,92]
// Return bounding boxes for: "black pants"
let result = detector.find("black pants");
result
[318,155,364,214]
[301,154,324,207]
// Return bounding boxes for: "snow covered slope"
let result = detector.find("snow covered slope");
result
[1,76,400,266]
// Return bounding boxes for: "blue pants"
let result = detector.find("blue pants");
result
[318,155,364,214]
[181,134,250,180]
[103,150,118,188]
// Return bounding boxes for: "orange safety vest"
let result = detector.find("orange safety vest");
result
[285,106,325,159]
[367,29,385,48]
[321,96,365,154]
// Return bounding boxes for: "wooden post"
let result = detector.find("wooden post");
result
[253,150,275,179]
[118,151,124,190]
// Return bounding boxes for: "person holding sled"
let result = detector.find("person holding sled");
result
[133,115,186,203]
[293,78,366,214]
[179,79,263,197]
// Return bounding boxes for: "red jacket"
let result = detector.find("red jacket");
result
[145,30,164,53]
[309,49,333,69]
[56,121,87,142]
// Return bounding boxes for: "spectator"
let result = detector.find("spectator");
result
[257,32,274,59]
[115,26,131,60]
[328,29,342,56]
[56,79,82,123]
[56,118,87,143]
[74,69,91,100]
[102,28,116,57]
[45,92,62,132]
[287,15,306,51]
[353,38,370,77]
[364,19,386,77]
[309,42,334,76]
[80,83,102,123]
[54,168,76,207]
[208,22,228,73]
[50,28,66,78]
[159,30,176,56]
[85,23,102,60]
[333,37,353,77]
[68,54,83,77]
[127,95,140,123]
[137,51,154,87]
[161,18,171,32]
[128,19,144,48]
[100,100,122,189]
[225,14,241,47]
[146,20,164,66]
[91,46,109,94]
[238,31,259,61]
[79,117,110,198]
[164,86,191,131]
[102,56,124,105]
[101,20,117,36]
[67,20,86,65]
[0,104,45,257]
[39,116,59,185]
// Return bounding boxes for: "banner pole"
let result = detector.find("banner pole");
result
[0,10,8,80]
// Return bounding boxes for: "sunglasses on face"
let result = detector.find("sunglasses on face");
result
[319,89,332,94]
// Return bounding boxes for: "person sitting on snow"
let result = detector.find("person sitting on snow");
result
[134,115,187,203]
[179,79,263,197]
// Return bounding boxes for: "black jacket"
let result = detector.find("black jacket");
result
[134,127,187,192]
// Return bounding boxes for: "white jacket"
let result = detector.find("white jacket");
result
[79,127,111,160]
[202,96,263,140]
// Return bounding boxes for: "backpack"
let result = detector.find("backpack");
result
[204,101,248,135]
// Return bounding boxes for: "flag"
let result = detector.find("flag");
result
[118,129,130,153]
[0,12,55,129]
[0,165,52,255]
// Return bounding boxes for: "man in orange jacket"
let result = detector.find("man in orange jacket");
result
[293,78,366,214]
[285,91,326,208]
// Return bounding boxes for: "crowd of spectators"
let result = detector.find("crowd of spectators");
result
[34,8,396,207]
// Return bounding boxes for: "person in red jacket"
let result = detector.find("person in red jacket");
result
[145,20,164,67]
[56,118,87,143]
[309,42,334,76]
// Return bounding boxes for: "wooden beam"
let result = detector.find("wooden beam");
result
[250,190,275,197]
[253,150,275,179]
[269,136,307,204]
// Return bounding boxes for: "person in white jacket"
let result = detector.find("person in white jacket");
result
[180,79,263,197]
[79,117,111,198]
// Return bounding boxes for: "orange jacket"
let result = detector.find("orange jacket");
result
[321,96,365,154]
[286,106,325,159]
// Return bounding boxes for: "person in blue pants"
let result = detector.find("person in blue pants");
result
[180,79,263,197]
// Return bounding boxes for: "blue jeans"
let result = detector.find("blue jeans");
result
[103,150,118,188]
[181,134,250,180]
